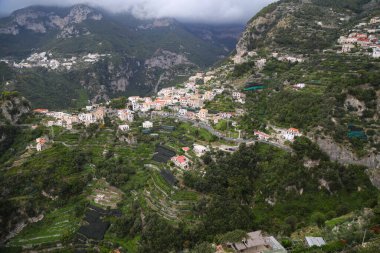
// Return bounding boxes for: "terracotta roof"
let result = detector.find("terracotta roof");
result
[36,138,47,144]
[288,128,300,133]
[33,109,49,113]
[254,131,270,138]
[174,155,187,164]
[182,147,190,152]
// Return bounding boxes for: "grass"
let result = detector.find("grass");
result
[325,213,354,229]
[125,235,140,253]
[151,171,172,194]
[8,205,80,247]
[171,190,200,201]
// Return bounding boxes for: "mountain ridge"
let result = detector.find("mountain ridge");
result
[0,4,243,108]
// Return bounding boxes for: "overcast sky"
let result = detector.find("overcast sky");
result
[0,0,277,24]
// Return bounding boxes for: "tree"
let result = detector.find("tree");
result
[311,212,326,227]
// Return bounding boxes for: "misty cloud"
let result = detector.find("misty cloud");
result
[0,0,277,24]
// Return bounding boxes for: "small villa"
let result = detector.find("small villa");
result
[283,128,301,141]
[193,144,208,157]
[254,131,270,141]
[36,137,47,152]
[171,155,191,170]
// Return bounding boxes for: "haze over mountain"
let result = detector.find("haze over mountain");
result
[0,0,278,24]
[1,0,380,252]
[0,4,244,108]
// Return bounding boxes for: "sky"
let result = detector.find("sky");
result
[0,0,277,24]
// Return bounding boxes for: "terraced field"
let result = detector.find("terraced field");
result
[143,171,200,221]
[8,205,80,248]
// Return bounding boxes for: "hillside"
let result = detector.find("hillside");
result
[0,5,242,109]
[210,0,380,168]
[0,0,380,253]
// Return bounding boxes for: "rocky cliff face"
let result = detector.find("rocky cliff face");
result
[314,136,380,189]
[0,4,241,107]
[0,93,30,124]
[0,5,102,35]
[235,1,297,56]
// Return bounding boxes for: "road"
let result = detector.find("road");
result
[159,113,292,152]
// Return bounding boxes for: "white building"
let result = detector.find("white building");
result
[78,113,96,125]
[373,47,380,58]
[178,108,187,117]
[293,83,306,89]
[118,109,134,122]
[36,137,47,152]
[118,124,130,131]
[283,128,301,141]
[342,44,355,52]
[193,144,208,157]
[142,121,153,129]
[305,237,326,248]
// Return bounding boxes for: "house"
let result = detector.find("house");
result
[186,111,197,120]
[33,108,49,114]
[226,231,287,253]
[182,147,190,152]
[142,121,153,129]
[342,44,355,52]
[203,91,215,101]
[305,237,326,248]
[198,109,208,121]
[357,38,371,47]
[189,98,203,108]
[283,128,301,141]
[118,109,132,121]
[118,124,130,131]
[78,113,96,125]
[254,131,270,141]
[293,83,306,89]
[128,96,141,103]
[193,144,208,157]
[370,17,380,24]
[36,137,47,152]
[232,92,243,100]
[178,108,187,117]
[171,155,191,170]
[93,107,106,121]
[373,47,380,58]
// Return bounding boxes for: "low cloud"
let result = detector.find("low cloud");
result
[0,0,277,24]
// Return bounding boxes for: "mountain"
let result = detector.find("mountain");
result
[0,5,243,109]
[1,1,380,253]
[210,0,380,167]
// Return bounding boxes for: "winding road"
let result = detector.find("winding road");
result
[159,113,293,152]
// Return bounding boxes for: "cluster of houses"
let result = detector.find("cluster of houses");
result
[215,230,326,253]
[34,106,107,129]
[119,73,244,125]
[170,144,209,170]
[338,17,380,57]
[254,127,302,142]
[11,52,110,70]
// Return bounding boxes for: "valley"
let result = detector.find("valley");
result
[0,0,380,253]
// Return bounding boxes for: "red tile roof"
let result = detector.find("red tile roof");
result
[174,155,187,164]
